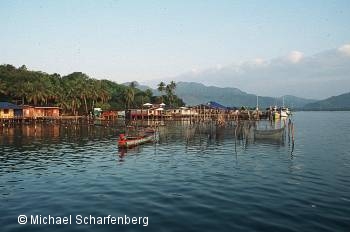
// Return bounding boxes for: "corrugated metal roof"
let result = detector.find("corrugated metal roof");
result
[0,102,22,109]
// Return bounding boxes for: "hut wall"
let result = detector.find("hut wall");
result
[0,109,14,119]
[23,107,35,118]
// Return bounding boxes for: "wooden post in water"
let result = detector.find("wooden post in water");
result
[190,107,192,125]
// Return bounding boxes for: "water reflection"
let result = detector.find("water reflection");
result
[1,119,295,166]
[117,147,142,162]
[0,124,119,147]
[116,119,294,157]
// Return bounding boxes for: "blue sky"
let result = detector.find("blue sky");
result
[1,0,350,97]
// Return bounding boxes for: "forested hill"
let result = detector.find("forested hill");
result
[0,64,184,115]
[303,92,350,110]
[173,82,315,108]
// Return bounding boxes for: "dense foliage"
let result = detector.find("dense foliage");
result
[0,64,184,115]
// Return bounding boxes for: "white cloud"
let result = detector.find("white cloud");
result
[191,68,199,74]
[165,46,350,99]
[287,51,304,63]
[253,58,265,65]
[216,64,222,70]
[338,44,350,56]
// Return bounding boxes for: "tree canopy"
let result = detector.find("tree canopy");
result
[0,64,184,115]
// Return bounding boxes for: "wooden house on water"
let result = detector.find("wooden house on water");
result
[166,107,198,118]
[0,102,22,119]
[0,102,60,120]
[22,106,60,118]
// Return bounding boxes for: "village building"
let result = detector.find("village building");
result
[22,106,60,118]
[0,102,22,119]
[127,108,163,119]
[101,110,118,120]
[166,107,198,117]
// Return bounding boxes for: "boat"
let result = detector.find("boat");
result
[273,107,290,119]
[285,107,291,116]
[273,111,281,120]
[118,133,154,148]
[272,106,281,120]
[280,97,291,117]
[254,126,285,140]
[280,108,288,118]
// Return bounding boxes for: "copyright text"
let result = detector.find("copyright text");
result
[17,215,148,226]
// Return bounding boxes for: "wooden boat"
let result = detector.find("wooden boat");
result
[281,97,291,116]
[280,110,288,118]
[254,126,285,140]
[272,106,281,120]
[273,111,281,120]
[280,107,290,117]
[118,133,154,148]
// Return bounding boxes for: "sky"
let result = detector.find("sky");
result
[1,0,350,98]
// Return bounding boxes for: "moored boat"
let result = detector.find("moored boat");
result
[285,107,291,116]
[273,111,281,120]
[118,133,154,148]
[280,109,288,118]
[254,126,285,140]
[281,96,291,117]
[271,106,281,120]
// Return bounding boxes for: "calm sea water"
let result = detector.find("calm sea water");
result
[1,112,350,232]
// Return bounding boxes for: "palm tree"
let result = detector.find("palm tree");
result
[144,89,153,103]
[129,81,137,89]
[71,98,82,116]
[124,87,135,109]
[81,80,94,115]
[165,84,174,107]
[167,81,177,107]
[61,77,81,114]
[89,80,111,112]
[26,81,47,105]
[98,80,111,104]
[157,81,166,103]
[0,80,7,95]
[14,81,31,105]
[49,77,63,106]
[169,81,176,91]
[157,82,165,94]
[41,76,54,105]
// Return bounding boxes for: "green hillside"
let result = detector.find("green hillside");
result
[174,82,315,108]
[303,92,350,110]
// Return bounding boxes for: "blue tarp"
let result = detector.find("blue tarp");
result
[206,101,228,110]
[0,102,22,109]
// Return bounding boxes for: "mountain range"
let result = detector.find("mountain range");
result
[303,92,350,110]
[125,81,316,108]
[174,82,315,108]
[125,81,350,110]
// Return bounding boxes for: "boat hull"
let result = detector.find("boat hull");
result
[118,135,154,148]
[280,111,288,117]
[273,112,281,120]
